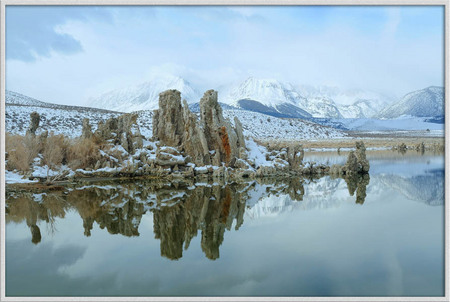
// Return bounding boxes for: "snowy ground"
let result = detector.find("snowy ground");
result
[223,109,346,141]
[5,105,120,137]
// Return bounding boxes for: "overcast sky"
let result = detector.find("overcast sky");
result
[5,5,444,106]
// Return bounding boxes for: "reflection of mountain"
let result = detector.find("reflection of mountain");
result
[375,170,444,206]
[245,175,370,219]
[3,175,369,259]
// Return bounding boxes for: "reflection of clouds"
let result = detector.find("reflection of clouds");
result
[6,240,88,296]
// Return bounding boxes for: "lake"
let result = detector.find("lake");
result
[5,150,445,297]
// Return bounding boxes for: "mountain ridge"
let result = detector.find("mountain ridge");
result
[87,75,201,113]
[377,86,444,119]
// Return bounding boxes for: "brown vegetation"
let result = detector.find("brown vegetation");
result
[66,137,102,170]
[5,133,40,172]
[6,131,106,176]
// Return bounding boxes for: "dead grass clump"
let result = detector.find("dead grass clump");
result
[67,137,102,170]
[6,133,40,172]
[42,133,66,171]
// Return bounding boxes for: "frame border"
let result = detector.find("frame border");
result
[0,1,448,301]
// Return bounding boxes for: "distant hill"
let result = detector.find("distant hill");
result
[6,90,117,114]
[377,86,444,119]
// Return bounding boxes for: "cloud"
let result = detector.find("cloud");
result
[5,6,444,105]
[6,6,112,62]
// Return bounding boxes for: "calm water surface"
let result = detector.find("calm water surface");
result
[5,151,445,297]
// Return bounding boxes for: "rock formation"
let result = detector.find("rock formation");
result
[152,90,185,147]
[152,89,246,167]
[355,141,370,173]
[81,118,93,139]
[26,111,40,136]
[93,113,143,153]
[287,145,304,170]
[330,141,370,176]
[181,100,210,166]
[199,90,241,166]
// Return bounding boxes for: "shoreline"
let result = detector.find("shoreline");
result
[256,135,445,150]
[6,143,443,191]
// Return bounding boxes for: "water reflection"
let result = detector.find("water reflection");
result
[6,175,369,258]
[6,164,443,260]
[343,174,370,205]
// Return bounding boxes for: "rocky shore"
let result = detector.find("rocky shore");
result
[5,89,370,185]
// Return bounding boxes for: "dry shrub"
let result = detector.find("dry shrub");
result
[67,137,101,170]
[42,133,66,170]
[5,133,40,172]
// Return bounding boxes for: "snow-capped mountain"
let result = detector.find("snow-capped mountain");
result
[220,77,312,119]
[301,96,343,119]
[88,75,201,112]
[298,85,391,118]
[219,78,392,119]
[377,86,444,119]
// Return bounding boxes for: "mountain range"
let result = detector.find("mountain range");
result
[377,86,444,119]
[88,75,201,113]
[85,75,444,120]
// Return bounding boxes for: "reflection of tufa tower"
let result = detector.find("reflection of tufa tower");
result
[152,184,247,260]
[69,186,147,237]
[344,174,370,205]
[30,225,41,244]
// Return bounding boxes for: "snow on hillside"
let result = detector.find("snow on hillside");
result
[377,86,444,119]
[5,90,117,113]
[5,101,346,141]
[223,109,346,141]
[88,75,201,113]
[6,90,49,106]
[5,105,120,137]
